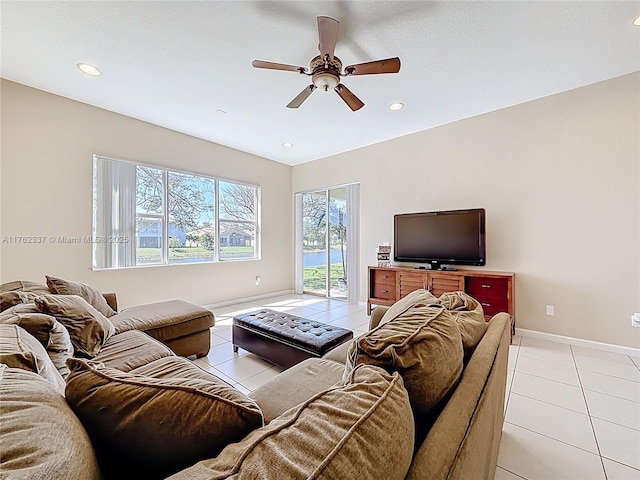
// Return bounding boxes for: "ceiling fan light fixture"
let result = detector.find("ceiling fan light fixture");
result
[77,62,101,76]
[312,72,339,91]
[389,102,404,111]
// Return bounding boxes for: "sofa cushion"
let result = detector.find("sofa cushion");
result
[46,275,116,317]
[322,334,358,364]
[35,294,115,357]
[65,357,264,479]
[0,364,101,480]
[0,304,75,378]
[129,355,225,382]
[109,299,215,341]
[345,289,464,417]
[439,291,488,360]
[92,329,174,371]
[168,364,415,480]
[249,357,345,423]
[0,324,66,394]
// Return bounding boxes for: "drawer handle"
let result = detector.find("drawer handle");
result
[481,302,491,307]
[482,285,491,288]
[383,275,388,279]
[381,290,389,293]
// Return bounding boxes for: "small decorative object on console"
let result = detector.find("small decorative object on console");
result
[377,243,391,267]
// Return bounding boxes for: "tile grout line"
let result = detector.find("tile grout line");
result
[496,466,527,480]
[504,335,521,416]
[571,344,608,480]
[502,420,604,460]
[507,391,589,417]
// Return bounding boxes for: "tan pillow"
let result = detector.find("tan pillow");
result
[0,280,50,295]
[379,288,440,326]
[65,358,264,479]
[0,365,101,480]
[439,291,488,360]
[35,294,114,357]
[0,324,66,394]
[345,292,463,417]
[46,275,116,317]
[0,291,39,312]
[168,364,415,480]
[0,304,74,378]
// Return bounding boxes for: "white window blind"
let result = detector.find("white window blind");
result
[92,155,259,269]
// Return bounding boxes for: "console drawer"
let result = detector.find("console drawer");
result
[372,269,395,285]
[373,283,395,300]
[475,297,509,317]
[466,277,508,297]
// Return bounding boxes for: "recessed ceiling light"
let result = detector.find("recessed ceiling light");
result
[76,63,101,76]
[282,142,293,148]
[389,102,404,111]
[634,15,640,26]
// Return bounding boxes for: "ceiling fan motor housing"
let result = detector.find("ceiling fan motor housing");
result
[311,55,342,91]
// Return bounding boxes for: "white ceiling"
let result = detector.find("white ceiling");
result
[1,1,639,166]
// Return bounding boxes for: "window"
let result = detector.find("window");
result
[93,155,259,269]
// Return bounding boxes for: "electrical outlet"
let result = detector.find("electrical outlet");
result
[546,305,555,316]
[255,276,261,286]
[632,313,640,328]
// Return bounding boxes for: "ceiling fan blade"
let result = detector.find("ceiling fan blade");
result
[335,84,364,111]
[317,16,339,60]
[287,85,317,108]
[345,57,401,75]
[252,60,307,73]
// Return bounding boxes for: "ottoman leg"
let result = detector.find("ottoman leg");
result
[233,345,239,353]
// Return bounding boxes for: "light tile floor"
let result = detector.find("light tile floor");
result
[193,294,640,480]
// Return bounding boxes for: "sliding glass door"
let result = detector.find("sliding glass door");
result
[296,184,358,302]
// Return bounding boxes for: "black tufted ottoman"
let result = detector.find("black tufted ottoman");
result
[232,309,354,369]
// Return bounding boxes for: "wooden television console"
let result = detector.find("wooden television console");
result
[367,266,515,329]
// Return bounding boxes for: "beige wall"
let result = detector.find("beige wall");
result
[292,73,640,348]
[2,74,638,348]
[0,80,293,308]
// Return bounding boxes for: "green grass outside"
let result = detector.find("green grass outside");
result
[136,245,254,262]
[303,263,345,291]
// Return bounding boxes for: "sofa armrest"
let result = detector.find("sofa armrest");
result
[102,293,118,313]
[369,306,388,330]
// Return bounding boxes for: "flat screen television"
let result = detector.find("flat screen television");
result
[393,208,485,270]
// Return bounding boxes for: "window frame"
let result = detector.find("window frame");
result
[92,154,260,270]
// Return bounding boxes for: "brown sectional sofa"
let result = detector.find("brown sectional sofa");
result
[0,283,510,480]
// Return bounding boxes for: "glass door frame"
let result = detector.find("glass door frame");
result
[294,183,359,304]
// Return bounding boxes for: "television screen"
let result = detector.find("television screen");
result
[394,208,485,268]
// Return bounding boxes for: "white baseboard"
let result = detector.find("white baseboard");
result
[203,290,295,310]
[515,328,640,357]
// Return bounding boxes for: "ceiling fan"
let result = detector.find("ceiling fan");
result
[252,16,401,111]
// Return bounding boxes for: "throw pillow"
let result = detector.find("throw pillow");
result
[0,290,39,312]
[167,364,415,480]
[0,324,66,394]
[46,275,116,317]
[345,291,464,417]
[65,358,264,479]
[378,288,441,327]
[439,291,488,360]
[0,280,50,295]
[0,304,74,378]
[35,294,114,357]
[0,365,101,480]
